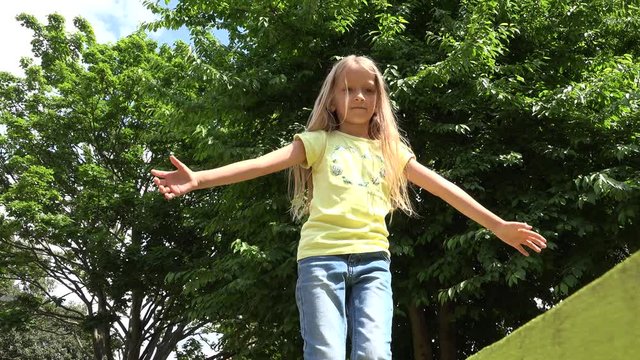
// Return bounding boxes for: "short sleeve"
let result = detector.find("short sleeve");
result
[399,142,415,169]
[398,143,416,169]
[294,130,327,169]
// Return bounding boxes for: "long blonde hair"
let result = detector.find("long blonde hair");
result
[289,55,414,220]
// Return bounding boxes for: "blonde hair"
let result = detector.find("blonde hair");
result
[289,55,414,220]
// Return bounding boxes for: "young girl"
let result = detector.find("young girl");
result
[151,55,547,359]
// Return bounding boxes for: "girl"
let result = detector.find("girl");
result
[151,55,547,360]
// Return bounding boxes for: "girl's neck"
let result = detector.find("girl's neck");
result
[338,123,370,139]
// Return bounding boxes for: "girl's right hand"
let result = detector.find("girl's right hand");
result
[150,155,198,200]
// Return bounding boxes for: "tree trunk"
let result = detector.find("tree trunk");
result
[126,228,144,360]
[92,293,114,360]
[125,287,144,360]
[438,301,456,360]
[408,302,433,360]
[152,323,186,360]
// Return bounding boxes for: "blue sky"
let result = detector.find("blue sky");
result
[1,0,228,76]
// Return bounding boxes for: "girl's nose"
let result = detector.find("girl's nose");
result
[354,92,365,101]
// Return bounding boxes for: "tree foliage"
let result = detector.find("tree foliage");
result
[0,13,216,360]
[143,0,639,358]
[1,0,638,359]
[0,282,92,360]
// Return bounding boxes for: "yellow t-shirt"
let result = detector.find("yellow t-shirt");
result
[294,130,414,260]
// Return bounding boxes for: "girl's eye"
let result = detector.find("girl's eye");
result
[366,88,375,94]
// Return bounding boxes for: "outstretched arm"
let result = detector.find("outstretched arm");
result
[405,159,547,256]
[150,140,306,200]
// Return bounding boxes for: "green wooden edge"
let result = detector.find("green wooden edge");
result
[468,251,640,360]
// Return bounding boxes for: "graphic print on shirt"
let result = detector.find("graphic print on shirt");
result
[329,145,386,188]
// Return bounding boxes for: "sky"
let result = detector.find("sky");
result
[0,0,228,76]
[0,0,228,136]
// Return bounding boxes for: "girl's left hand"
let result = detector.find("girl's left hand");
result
[493,222,547,256]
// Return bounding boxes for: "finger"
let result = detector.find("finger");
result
[153,177,165,187]
[169,155,188,171]
[515,244,530,257]
[164,192,174,200]
[528,232,548,246]
[169,185,181,196]
[524,239,542,253]
[518,229,547,242]
[519,228,545,238]
[531,237,547,248]
[151,169,171,177]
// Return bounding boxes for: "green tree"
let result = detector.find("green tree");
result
[0,282,93,360]
[389,1,639,358]
[143,0,639,358]
[0,13,216,360]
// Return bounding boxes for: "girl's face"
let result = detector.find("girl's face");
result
[332,63,378,132]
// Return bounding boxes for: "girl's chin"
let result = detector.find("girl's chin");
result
[342,116,372,124]
[341,122,370,129]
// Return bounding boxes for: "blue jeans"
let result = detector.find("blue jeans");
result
[296,251,393,360]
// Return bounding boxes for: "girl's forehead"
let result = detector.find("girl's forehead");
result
[337,63,376,84]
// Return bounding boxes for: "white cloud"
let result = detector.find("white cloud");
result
[1,0,159,76]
